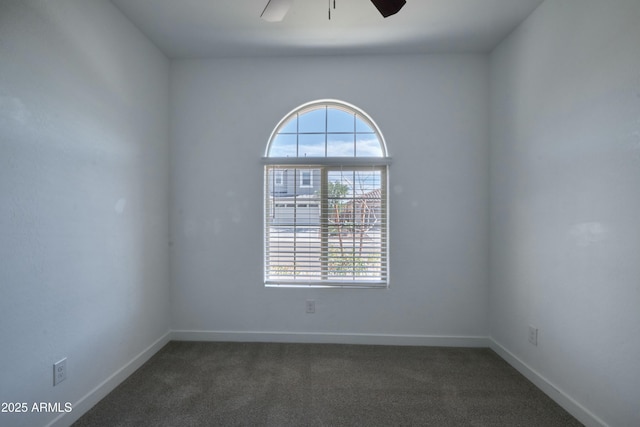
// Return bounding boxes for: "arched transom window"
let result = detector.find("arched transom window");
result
[263,100,390,288]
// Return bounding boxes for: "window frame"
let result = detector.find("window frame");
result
[263,100,390,289]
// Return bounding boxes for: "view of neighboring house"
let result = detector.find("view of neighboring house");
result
[268,168,321,227]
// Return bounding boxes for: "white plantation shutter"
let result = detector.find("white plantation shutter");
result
[264,100,389,288]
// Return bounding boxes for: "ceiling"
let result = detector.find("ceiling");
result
[110,0,544,58]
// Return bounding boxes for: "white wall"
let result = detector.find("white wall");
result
[0,1,170,426]
[170,54,490,344]
[10,1,638,425]
[489,1,640,426]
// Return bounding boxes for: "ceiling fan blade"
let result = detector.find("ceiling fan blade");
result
[370,0,406,18]
[261,0,294,22]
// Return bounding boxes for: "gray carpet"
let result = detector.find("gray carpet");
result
[73,341,582,426]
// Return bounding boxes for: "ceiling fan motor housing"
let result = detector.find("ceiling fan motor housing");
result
[370,0,406,18]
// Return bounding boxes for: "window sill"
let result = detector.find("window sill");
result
[265,282,388,289]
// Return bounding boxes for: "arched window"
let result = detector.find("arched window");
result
[264,100,390,288]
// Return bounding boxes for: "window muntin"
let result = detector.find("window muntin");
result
[264,100,389,288]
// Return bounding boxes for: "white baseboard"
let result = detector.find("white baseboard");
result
[171,330,490,347]
[489,338,608,427]
[46,331,172,427]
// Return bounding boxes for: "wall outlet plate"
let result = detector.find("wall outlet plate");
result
[305,300,315,314]
[528,326,538,346]
[54,358,67,386]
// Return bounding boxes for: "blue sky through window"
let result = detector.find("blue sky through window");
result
[268,105,383,157]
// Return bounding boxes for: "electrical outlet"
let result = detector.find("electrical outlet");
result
[528,326,538,346]
[305,300,315,314]
[54,358,67,386]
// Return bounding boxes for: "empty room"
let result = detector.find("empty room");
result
[1,0,638,426]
